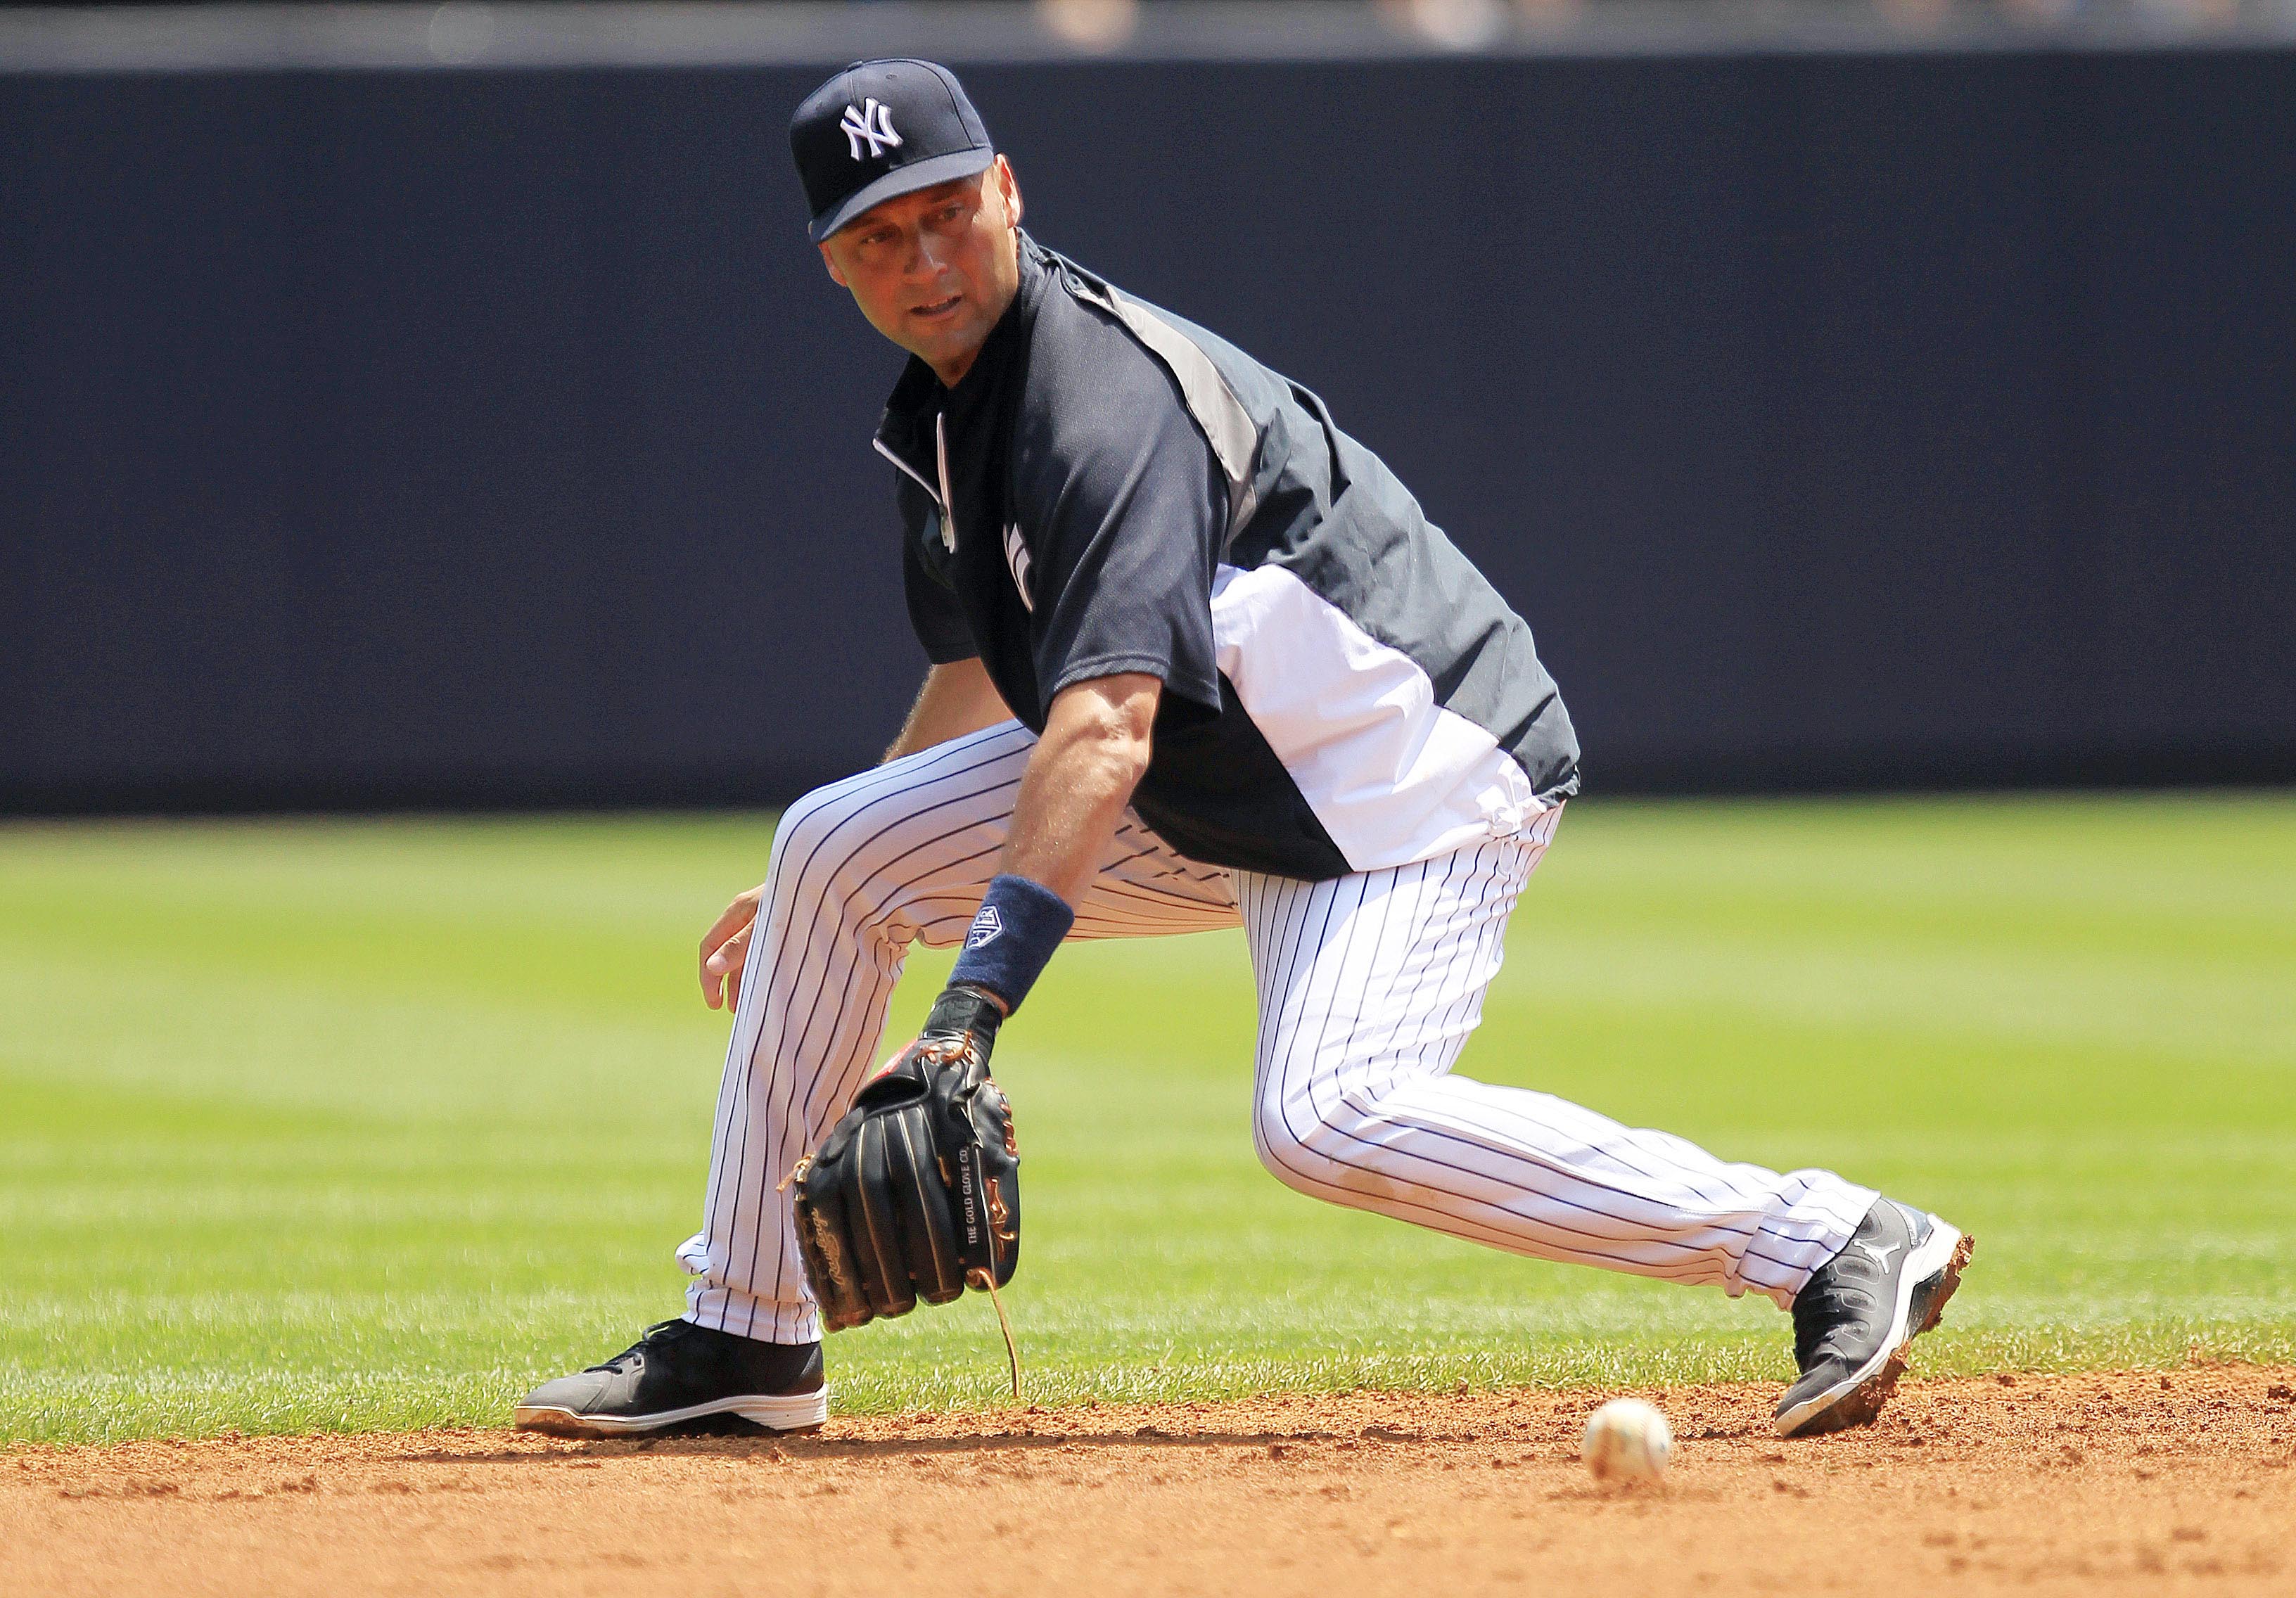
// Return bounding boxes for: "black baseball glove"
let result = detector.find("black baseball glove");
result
[791,987,1020,1331]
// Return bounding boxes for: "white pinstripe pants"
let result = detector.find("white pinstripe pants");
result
[680,722,1874,1343]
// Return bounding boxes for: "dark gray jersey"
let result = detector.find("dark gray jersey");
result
[876,235,1579,881]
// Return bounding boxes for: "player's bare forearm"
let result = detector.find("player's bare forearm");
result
[884,658,1012,763]
[998,672,1159,907]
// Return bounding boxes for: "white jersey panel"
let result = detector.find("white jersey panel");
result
[1211,561,1543,873]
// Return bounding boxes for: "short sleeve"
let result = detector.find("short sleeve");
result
[898,476,977,665]
[1014,326,1226,717]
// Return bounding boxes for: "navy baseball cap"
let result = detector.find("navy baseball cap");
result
[791,59,996,245]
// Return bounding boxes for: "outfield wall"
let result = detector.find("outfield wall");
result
[4,11,2293,810]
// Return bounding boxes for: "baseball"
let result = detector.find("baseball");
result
[1581,1397,1673,1484]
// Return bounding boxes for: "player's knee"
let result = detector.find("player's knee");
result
[1252,1115,1316,1195]
[766,783,846,872]
[765,779,917,929]
[1254,1089,1397,1205]
[1251,1098,1342,1195]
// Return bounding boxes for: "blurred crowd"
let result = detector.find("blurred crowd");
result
[0,0,2281,70]
[1,0,2281,34]
[1109,0,2271,49]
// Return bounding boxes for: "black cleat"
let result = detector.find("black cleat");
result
[513,1319,827,1438]
[1775,1198,1974,1438]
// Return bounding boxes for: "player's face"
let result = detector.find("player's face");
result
[819,158,1024,386]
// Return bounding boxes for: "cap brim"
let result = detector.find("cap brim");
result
[808,148,997,245]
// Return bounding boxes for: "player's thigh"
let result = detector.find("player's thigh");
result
[1067,810,1240,941]
[1236,817,1560,1087]
[910,805,1239,948]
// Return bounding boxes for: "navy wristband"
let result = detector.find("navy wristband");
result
[948,873,1075,1015]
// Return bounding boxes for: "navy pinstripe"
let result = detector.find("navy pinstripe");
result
[1230,812,1874,1308]
[682,722,1242,1338]
[682,722,1873,1340]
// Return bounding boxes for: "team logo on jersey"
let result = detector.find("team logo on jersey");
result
[841,99,903,161]
[964,905,1004,949]
[1003,522,1035,612]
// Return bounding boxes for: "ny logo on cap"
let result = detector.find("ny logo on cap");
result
[840,98,903,161]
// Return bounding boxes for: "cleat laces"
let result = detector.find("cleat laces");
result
[587,1318,694,1375]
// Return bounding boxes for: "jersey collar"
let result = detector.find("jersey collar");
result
[871,234,1051,504]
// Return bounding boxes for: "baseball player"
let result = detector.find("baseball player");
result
[514,59,1972,1443]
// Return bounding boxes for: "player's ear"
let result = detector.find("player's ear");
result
[995,155,1023,229]
[818,240,848,288]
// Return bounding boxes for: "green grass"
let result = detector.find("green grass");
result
[2,795,2292,1445]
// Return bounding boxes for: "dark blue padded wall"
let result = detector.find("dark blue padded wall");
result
[2,47,2290,810]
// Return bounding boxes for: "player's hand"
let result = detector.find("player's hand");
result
[699,886,765,1010]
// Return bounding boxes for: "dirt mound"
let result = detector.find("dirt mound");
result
[7,1366,2293,1596]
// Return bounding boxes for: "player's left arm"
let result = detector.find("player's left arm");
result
[997,671,1159,906]
[910,670,1154,1054]
[927,315,1223,1036]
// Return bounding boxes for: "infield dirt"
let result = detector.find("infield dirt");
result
[6,1365,2292,1597]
